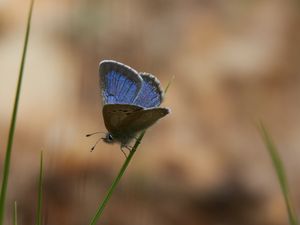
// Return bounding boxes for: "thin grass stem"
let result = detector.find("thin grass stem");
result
[164,75,175,94]
[258,122,299,225]
[35,151,43,225]
[13,201,17,225]
[88,132,145,225]
[0,1,35,224]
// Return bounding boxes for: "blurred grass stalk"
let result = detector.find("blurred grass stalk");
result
[259,122,299,225]
[13,202,17,225]
[0,0,35,224]
[89,76,174,225]
[35,151,43,225]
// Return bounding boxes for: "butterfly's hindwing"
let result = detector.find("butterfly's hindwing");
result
[102,104,143,134]
[133,73,164,108]
[99,60,143,105]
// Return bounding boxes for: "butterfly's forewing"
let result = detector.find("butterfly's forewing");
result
[121,107,170,134]
[102,104,143,134]
[133,73,163,108]
[99,60,143,105]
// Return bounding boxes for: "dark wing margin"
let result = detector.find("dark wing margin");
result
[133,72,164,108]
[99,60,143,105]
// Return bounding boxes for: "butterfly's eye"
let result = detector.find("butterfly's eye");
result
[102,133,114,144]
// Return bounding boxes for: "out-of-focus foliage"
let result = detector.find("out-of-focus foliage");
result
[0,0,299,225]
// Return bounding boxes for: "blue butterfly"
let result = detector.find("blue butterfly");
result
[99,60,170,151]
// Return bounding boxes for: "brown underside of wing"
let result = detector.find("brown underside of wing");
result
[102,104,143,134]
[120,107,170,133]
[103,104,170,135]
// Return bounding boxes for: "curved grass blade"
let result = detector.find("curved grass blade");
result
[89,76,173,225]
[0,0,35,224]
[258,122,299,225]
[36,151,43,225]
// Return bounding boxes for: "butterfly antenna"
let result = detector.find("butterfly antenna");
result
[90,137,103,152]
[86,131,105,137]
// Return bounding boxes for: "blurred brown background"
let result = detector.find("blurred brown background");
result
[0,0,300,224]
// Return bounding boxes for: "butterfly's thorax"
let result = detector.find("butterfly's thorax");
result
[108,132,136,146]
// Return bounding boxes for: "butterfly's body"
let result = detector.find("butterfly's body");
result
[99,60,170,150]
[102,130,136,147]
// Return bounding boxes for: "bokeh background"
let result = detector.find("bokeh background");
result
[0,0,300,224]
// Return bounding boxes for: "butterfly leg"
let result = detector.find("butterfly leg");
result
[120,147,128,158]
[133,136,138,141]
[120,144,134,158]
[125,145,133,151]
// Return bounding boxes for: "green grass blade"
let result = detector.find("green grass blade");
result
[36,151,43,225]
[258,122,299,225]
[164,75,175,94]
[0,1,35,224]
[89,76,173,225]
[88,131,145,225]
[13,201,17,225]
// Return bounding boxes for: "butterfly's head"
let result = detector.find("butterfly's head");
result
[102,133,115,144]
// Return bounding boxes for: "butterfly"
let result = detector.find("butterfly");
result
[98,60,170,153]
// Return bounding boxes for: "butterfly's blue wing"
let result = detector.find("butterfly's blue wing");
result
[133,73,164,108]
[99,60,143,105]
